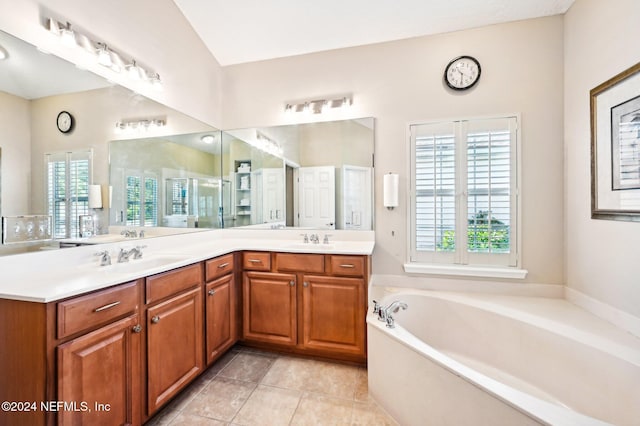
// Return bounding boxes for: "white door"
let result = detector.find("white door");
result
[297,166,336,229]
[262,168,285,223]
[342,165,372,230]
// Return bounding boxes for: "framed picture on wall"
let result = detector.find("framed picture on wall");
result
[590,61,640,222]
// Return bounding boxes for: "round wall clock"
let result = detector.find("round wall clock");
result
[444,56,481,91]
[56,111,74,133]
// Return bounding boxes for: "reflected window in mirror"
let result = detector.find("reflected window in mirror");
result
[45,150,93,238]
[126,175,158,226]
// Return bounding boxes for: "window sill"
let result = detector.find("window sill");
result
[403,263,528,280]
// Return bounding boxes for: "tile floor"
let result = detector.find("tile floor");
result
[146,346,397,425]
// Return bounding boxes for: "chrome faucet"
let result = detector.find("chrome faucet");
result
[118,245,146,263]
[300,233,309,243]
[94,250,111,266]
[120,229,138,238]
[323,234,332,244]
[377,300,408,328]
[309,233,320,244]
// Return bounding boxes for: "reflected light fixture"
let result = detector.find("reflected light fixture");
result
[0,45,7,60]
[201,134,215,144]
[285,96,352,115]
[115,118,166,134]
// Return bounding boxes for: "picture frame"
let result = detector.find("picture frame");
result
[590,62,640,222]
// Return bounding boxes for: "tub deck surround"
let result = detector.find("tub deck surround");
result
[368,290,640,426]
[0,229,375,303]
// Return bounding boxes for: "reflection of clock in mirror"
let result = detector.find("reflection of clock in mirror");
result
[444,56,481,91]
[56,111,74,133]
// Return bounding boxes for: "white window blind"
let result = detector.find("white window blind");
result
[45,150,92,239]
[410,117,519,267]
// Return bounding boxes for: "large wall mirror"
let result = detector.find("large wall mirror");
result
[0,28,219,256]
[222,119,374,230]
[0,27,374,257]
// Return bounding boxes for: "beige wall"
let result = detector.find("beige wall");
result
[564,0,640,317]
[0,92,31,215]
[223,17,565,284]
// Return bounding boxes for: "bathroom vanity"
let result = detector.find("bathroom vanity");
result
[0,230,373,426]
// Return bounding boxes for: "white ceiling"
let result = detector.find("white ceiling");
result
[173,0,575,66]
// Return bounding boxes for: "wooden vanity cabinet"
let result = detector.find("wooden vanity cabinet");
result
[243,271,297,345]
[145,263,204,416]
[57,313,142,426]
[301,275,366,357]
[56,280,142,426]
[241,251,369,363]
[204,253,238,365]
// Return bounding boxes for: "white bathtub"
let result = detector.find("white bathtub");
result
[367,290,640,425]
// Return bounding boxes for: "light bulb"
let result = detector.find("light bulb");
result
[126,61,142,80]
[96,44,112,67]
[60,23,76,47]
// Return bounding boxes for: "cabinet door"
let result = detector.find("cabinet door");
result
[57,314,141,426]
[301,275,366,357]
[147,288,203,414]
[205,274,236,365]
[243,272,297,345]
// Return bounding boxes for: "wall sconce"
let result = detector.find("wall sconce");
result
[383,173,399,210]
[115,118,166,134]
[285,96,352,115]
[88,184,103,209]
[46,17,162,90]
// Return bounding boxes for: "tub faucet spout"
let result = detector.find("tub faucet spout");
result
[385,301,408,315]
[382,301,408,328]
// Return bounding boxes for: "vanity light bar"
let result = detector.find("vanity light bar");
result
[46,17,162,91]
[285,96,352,114]
[114,119,166,134]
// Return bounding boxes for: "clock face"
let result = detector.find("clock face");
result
[57,111,74,133]
[444,56,481,91]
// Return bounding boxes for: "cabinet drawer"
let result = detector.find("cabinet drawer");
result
[146,263,203,304]
[205,254,234,281]
[276,253,325,273]
[243,251,271,271]
[330,256,365,277]
[57,281,138,339]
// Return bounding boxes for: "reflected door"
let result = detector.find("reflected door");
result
[263,168,285,223]
[297,166,335,229]
[342,165,373,230]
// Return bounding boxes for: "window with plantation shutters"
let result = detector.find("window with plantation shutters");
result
[126,174,158,226]
[45,150,92,239]
[410,116,519,268]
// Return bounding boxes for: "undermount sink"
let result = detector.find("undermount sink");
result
[109,254,190,272]
[83,253,191,275]
[284,243,335,251]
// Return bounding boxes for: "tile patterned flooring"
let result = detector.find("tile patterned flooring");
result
[147,346,397,425]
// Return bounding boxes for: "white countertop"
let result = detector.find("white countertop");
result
[0,229,375,303]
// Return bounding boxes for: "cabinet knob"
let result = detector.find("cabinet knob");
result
[151,315,160,324]
[132,324,142,333]
[289,281,295,287]
[208,289,216,296]
[303,281,309,288]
